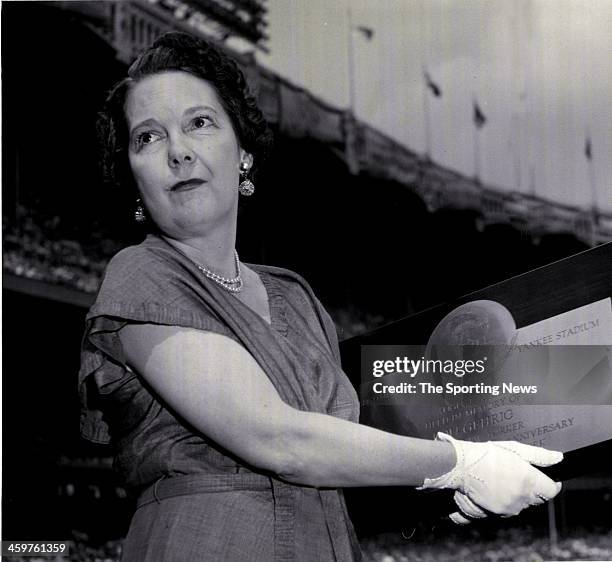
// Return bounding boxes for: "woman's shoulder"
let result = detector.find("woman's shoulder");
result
[106,234,171,271]
[102,235,183,286]
[94,235,180,305]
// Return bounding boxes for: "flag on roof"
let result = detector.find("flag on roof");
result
[356,26,374,40]
[424,70,442,97]
[585,136,592,160]
[473,100,487,128]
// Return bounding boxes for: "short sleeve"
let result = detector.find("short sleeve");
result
[79,243,236,444]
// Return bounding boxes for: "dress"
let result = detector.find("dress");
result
[79,234,363,561]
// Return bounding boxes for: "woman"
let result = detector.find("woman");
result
[79,32,562,561]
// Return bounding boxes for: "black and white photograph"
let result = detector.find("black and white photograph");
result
[2,1,611,560]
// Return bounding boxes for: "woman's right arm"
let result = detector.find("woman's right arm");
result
[118,324,562,518]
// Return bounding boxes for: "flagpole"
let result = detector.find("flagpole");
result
[511,1,523,193]
[529,165,536,197]
[472,98,487,184]
[586,132,598,222]
[347,4,356,117]
[588,160,598,245]
[474,123,481,183]
[473,98,481,184]
[344,7,373,175]
[511,109,522,191]
[423,67,432,160]
[588,165,597,216]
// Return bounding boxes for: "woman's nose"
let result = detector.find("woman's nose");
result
[167,137,195,169]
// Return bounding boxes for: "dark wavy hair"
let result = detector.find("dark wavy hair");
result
[98,32,272,195]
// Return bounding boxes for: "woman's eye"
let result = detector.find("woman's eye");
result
[134,131,162,149]
[191,115,213,129]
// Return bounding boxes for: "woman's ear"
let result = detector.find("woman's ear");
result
[239,151,254,170]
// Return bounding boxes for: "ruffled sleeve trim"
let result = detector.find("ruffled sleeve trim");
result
[79,300,235,444]
[79,236,239,444]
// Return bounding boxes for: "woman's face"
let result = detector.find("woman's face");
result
[125,70,250,240]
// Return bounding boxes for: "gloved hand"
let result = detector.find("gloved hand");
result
[418,432,563,524]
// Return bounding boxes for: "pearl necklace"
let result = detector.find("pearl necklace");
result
[194,250,243,293]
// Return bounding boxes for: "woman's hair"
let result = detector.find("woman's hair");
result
[98,31,272,194]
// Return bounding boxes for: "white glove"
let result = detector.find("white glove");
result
[418,432,563,524]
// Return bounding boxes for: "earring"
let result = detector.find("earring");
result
[134,198,146,223]
[238,161,255,196]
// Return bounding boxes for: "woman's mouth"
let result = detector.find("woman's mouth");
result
[170,179,206,192]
